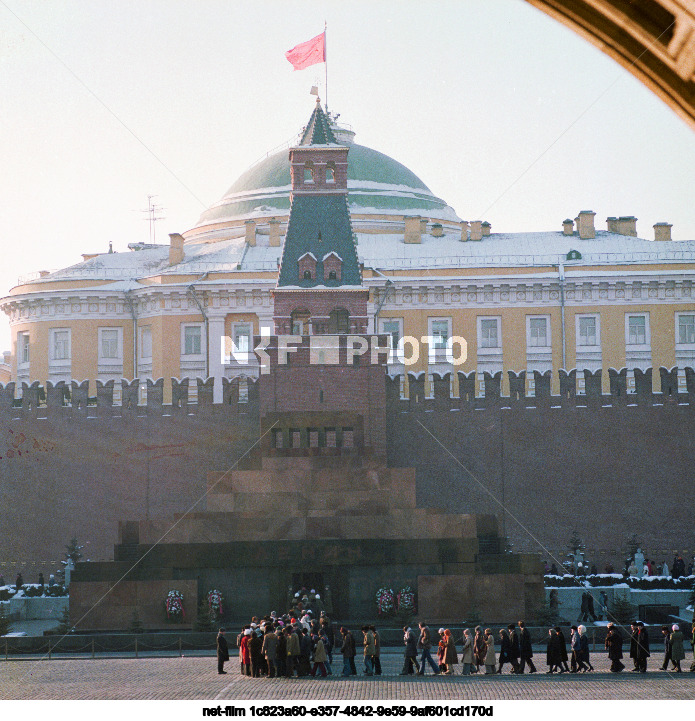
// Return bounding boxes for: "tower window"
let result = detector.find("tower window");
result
[304,270,312,280]
[303,162,314,183]
[326,162,336,183]
[328,270,337,280]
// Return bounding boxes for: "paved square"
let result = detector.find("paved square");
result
[0,651,693,700]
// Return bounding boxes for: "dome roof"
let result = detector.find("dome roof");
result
[192,140,460,231]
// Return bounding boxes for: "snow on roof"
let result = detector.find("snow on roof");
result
[323,252,342,261]
[298,252,317,262]
[357,229,695,270]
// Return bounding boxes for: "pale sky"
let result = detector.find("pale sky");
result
[2,0,695,352]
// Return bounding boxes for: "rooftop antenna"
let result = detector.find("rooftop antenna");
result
[140,194,166,244]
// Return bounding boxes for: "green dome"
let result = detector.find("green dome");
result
[194,142,460,228]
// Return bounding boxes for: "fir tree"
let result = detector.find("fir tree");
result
[0,603,12,636]
[610,593,637,625]
[195,599,214,632]
[56,606,72,635]
[128,609,144,634]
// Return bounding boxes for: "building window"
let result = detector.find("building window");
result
[479,318,500,348]
[527,317,549,347]
[577,316,598,346]
[328,308,350,334]
[232,323,252,354]
[140,326,152,359]
[380,318,402,353]
[183,324,203,355]
[17,332,30,366]
[430,318,450,350]
[238,378,249,403]
[677,314,695,345]
[328,270,337,280]
[303,162,314,183]
[626,314,649,346]
[99,328,121,360]
[304,270,312,280]
[326,162,336,183]
[50,329,71,361]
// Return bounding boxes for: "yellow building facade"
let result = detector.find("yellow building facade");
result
[2,117,695,401]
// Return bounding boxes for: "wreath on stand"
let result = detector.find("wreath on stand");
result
[375,587,395,615]
[165,589,185,623]
[207,588,224,619]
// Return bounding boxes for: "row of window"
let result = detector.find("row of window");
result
[16,323,255,366]
[15,314,695,367]
[378,313,695,353]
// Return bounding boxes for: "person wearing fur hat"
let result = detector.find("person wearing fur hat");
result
[216,628,229,675]
[605,623,625,672]
[483,628,496,674]
[340,626,357,676]
[443,629,458,674]
[670,624,685,672]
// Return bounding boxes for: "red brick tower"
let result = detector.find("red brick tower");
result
[273,99,368,335]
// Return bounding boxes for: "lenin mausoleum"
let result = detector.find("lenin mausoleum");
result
[1,99,694,627]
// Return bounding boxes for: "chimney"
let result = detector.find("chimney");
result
[577,210,596,239]
[481,221,491,236]
[617,216,637,236]
[168,233,185,265]
[431,223,443,237]
[245,220,257,246]
[470,220,483,241]
[606,217,619,233]
[562,219,574,236]
[653,222,672,242]
[460,221,470,241]
[404,215,422,244]
[419,218,428,236]
[269,218,282,247]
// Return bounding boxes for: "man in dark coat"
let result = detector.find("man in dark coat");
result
[635,621,650,672]
[546,628,563,673]
[507,624,520,673]
[340,626,357,676]
[517,621,537,673]
[554,626,570,672]
[660,625,672,670]
[497,628,513,674]
[217,628,230,674]
[629,621,640,670]
[605,623,624,672]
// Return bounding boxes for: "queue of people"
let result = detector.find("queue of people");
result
[217,613,695,677]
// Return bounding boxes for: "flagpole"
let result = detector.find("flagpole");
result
[324,21,328,113]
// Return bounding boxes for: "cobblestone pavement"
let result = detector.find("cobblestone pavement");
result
[0,651,693,700]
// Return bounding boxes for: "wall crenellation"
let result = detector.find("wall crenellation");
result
[1,366,694,419]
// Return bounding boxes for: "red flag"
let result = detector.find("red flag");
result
[285,32,326,71]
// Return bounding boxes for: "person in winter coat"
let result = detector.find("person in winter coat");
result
[217,628,230,674]
[340,627,357,676]
[660,625,672,671]
[507,624,520,673]
[298,628,312,676]
[497,628,513,674]
[555,626,570,673]
[517,621,537,673]
[570,626,586,672]
[483,629,496,674]
[473,626,486,672]
[362,625,375,676]
[261,626,278,678]
[319,630,333,675]
[436,628,447,672]
[461,628,474,675]
[629,622,640,671]
[400,626,420,675]
[670,624,685,672]
[578,624,593,672]
[275,627,287,677]
[546,628,563,673]
[286,627,301,677]
[310,634,328,677]
[239,629,252,676]
[443,629,458,674]
[249,630,263,677]
[370,626,382,675]
[605,623,625,672]
[635,622,650,672]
